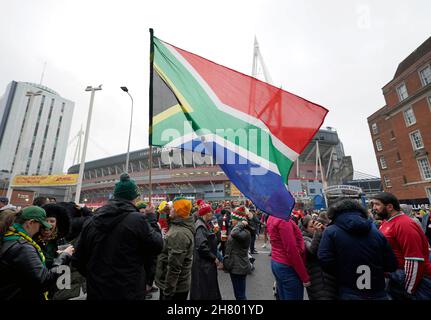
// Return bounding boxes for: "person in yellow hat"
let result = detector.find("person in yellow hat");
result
[157,200,170,235]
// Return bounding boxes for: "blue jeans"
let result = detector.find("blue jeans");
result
[271,260,304,300]
[230,274,247,300]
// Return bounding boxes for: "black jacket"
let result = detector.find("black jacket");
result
[0,239,71,300]
[302,229,337,300]
[223,223,251,275]
[318,206,398,297]
[190,218,221,300]
[72,198,163,300]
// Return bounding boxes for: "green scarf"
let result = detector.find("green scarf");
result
[4,223,46,266]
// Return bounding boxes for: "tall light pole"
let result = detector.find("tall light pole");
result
[6,90,43,201]
[74,85,102,204]
[121,86,134,173]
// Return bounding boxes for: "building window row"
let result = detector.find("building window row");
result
[409,130,424,151]
[25,96,45,175]
[380,156,387,170]
[49,109,64,175]
[383,175,391,188]
[375,139,382,151]
[419,65,431,86]
[418,157,431,180]
[371,123,378,135]
[403,107,416,126]
[36,99,55,175]
[396,83,408,102]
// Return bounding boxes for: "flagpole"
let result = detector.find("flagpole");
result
[148,28,154,204]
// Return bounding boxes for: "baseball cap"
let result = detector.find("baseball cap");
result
[21,206,52,229]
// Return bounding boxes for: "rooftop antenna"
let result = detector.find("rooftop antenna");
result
[39,61,47,85]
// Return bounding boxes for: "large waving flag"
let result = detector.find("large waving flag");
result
[149,33,328,220]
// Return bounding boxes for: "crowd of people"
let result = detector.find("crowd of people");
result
[0,172,431,300]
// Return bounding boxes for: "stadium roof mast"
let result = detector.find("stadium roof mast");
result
[252,37,273,85]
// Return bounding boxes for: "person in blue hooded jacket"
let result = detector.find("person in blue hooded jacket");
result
[318,198,398,300]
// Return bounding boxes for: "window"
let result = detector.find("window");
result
[403,175,408,184]
[417,157,431,180]
[419,65,431,86]
[309,188,316,194]
[396,152,401,162]
[380,156,387,169]
[371,123,378,135]
[427,187,431,203]
[375,139,383,151]
[428,96,431,111]
[403,107,416,126]
[383,175,392,188]
[397,83,408,101]
[410,130,424,150]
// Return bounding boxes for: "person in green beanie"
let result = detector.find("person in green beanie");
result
[0,206,74,300]
[73,173,163,300]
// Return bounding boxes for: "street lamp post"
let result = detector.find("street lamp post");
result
[74,85,102,204]
[6,90,43,201]
[120,86,134,173]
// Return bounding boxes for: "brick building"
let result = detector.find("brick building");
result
[368,36,431,207]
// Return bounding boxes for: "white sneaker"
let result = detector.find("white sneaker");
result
[261,243,267,248]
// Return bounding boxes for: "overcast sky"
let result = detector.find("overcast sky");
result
[0,0,430,177]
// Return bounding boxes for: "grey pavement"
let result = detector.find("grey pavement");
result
[148,238,279,300]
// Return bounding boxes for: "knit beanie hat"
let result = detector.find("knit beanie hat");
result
[198,202,212,216]
[158,200,168,212]
[173,197,192,218]
[231,206,248,221]
[196,199,204,207]
[136,201,147,210]
[113,173,140,200]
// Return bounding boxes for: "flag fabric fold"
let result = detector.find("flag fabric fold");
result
[150,35,328,220]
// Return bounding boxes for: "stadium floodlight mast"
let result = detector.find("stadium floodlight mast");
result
[6,90,43,200]
[120,86,134,173]
[75,85,102,204]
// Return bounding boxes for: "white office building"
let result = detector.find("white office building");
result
[0,81,74,177]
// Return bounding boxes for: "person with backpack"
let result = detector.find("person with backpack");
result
[72,173,163,300]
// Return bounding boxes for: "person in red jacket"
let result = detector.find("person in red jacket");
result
[267,215,310,300]
[373,192,431,300]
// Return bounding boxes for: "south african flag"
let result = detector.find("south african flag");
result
[150,32,328,220]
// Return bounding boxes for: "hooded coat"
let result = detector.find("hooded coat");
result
[155,215,195,297]
[72,198,163,300]
[318,199,398,298]
[223,223,251,275]
[190,217,221,300]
